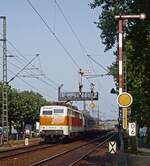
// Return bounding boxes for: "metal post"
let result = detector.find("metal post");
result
[79,69,84,96]
[0,16,8,142]
[58,84,63,101]
[124,52,127,91]
[115,13,146,95]
[97,105,100,127]
[83,99,86,110]
[115,13,146,152]
[118,19,123,139]
[118,19,123,94]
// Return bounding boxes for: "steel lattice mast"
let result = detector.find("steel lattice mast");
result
[0,16,8,141]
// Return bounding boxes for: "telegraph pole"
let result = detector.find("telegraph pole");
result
[0,16,8,141]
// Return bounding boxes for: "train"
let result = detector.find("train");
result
[39,102,96,142]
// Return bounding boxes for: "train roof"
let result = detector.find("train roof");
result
[47,101,78,110]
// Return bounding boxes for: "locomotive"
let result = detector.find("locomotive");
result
[39,102,96,142]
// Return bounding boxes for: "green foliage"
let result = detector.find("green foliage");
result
[90,0,134,51]
[90,0,150,127]
[0,83,48,132]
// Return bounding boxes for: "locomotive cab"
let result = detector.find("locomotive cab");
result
[40,106,68,142]
[39,103,85,143]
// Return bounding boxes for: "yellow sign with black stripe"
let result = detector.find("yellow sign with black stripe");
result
[122,108,127,129]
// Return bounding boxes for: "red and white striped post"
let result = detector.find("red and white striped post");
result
[118,19,123,94]
[115,14,146,132]
[115,13,146,94]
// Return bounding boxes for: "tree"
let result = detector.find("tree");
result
[0,82,48,134]
[90,0,150,145]
[18,91,47,131]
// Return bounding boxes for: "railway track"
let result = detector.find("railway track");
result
[31,132,115,166]
[0,131,115,166]
[0,143,55,160]
[69,134,115,166]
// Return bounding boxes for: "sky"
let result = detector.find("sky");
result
[0,0,118,120]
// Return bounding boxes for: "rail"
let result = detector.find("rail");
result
[31,132,114,166]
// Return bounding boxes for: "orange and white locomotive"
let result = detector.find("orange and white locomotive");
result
[39,102,85,142]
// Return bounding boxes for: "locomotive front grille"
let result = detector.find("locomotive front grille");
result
[42,130,63,136]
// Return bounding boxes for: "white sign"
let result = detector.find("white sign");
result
[129,122,136,136]
[25,138,29,146]
[109,141,116,154]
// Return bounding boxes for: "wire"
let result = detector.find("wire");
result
[0,63,55,99]
[26,0,80,69]
[7,54,39,83]
[53,1,110,89]
[9,62,57,90]
[7,58,58,90]
[0,32,32,65]
[0,43,58,90]
[87,54,109,73]
[0,42,59,90]
[37,55,59,88]
[54,0,94,83]
[53,0,56,32]
[55,0,87,56]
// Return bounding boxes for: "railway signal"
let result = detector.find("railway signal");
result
[58,69,99,102]
[117,92,132,130]
[89,102,95,109]
[117,92,133,108]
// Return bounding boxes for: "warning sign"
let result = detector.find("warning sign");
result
[109,141,116,154]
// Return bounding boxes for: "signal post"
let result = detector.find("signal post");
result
[115,13,146,151]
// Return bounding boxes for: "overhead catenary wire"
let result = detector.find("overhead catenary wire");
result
[7,57,58,90]
[0,44,58,90]
[0,32,32,64]
[14,55,59,89]
[7,42,59,88]
[53,1,109,87]
[26,0,80,69]
[8,60,57,90]
[37,55,59,88]
[1,0,109,97]
[53,0,56,32]
[54,0,93,86]
[7,54,39,83]
[87,54,109,73]
[54,0,87,56]
[54,1,91,78]
[0,42,59,89]
[0,63,55,100]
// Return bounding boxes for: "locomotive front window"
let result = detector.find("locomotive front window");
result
[43,110,52,115]
[54,109,64,114]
